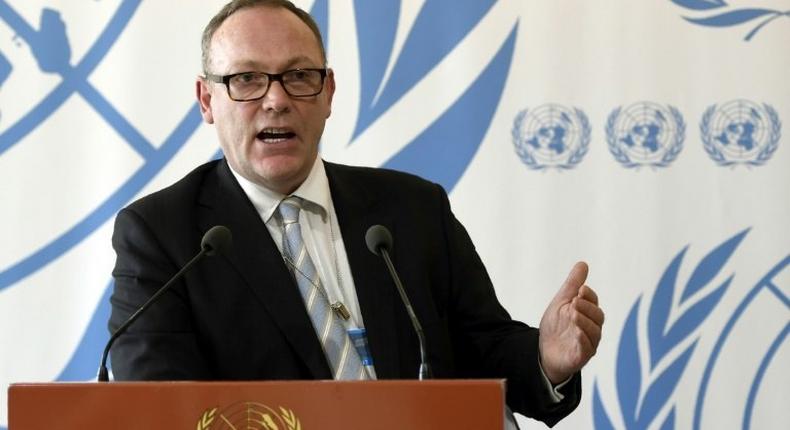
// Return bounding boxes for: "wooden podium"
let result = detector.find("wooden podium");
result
[9,379,505,429]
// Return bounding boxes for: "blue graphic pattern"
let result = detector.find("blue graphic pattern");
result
[671,1,790,41]
[56,281,114,380]
[693,255,790,430]
[353,0,399,138]
[0,50,9,86]
[310,0,328,51]
[0,1,203,400]
[593,230,747,429]
[28,9,71,74]
[671,0,726,10]
[352,0,497,140]
[0,1,149,156]
[384,25,517,190]
[744,323,788,429]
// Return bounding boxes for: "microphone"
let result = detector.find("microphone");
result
[365,225,432,380]
[97,225,232,382]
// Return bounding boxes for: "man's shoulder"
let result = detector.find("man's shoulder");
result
[125,159,223,215]
[324,161,442,195]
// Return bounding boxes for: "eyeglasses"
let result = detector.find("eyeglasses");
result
[204,68,327,101]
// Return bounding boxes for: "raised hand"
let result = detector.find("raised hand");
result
[538,261,604,384]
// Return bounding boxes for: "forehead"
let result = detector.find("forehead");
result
[209,6,324,71]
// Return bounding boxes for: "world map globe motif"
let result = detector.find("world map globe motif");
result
[613,102,677,163]
[0,1,206,391]
[694,256,789,429]
[708,99,771,160]
[518,104,582,165]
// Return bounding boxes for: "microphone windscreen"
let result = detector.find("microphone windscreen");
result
[365,224,393,256]
[201,225,232,256]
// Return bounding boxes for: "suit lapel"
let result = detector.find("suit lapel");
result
[197,160,332,379]
[325,162,402,379]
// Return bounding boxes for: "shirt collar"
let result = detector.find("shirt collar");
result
[228,157,330,223]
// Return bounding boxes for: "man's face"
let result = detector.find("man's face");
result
[197,6,334,194]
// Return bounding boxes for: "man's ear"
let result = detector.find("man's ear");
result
[324,68,335,118]
[196,77,214,124]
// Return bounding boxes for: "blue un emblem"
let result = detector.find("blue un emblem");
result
[511,104,591,170]
[701,100,781,167]
[607,102,685,169]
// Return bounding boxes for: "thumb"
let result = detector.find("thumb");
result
[553,261,588,303]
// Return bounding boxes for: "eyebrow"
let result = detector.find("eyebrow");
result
[228,56,324,73]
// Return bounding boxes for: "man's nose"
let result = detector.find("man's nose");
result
[261,80,290,112]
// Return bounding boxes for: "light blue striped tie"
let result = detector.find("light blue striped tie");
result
[278,196,365,380]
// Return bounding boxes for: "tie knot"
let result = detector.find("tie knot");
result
[278,196,303,224]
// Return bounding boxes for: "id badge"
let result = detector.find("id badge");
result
[347,327,376,378]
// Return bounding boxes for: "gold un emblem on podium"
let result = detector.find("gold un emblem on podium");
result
[197,402,301,430]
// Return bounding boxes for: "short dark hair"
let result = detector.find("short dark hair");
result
[201,0,326,73]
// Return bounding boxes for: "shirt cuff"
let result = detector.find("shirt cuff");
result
[538,357,571,403]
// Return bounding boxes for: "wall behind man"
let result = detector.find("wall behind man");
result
[1,1,787,429]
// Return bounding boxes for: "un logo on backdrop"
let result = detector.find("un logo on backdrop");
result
[607,102,685,169]
[701,100,781,167]
[511,105,591,170]
[592,230,790,429]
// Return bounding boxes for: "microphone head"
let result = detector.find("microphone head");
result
[201,225,232,256]
[365,225,393,256]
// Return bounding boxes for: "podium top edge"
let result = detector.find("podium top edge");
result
[9,378,506,388]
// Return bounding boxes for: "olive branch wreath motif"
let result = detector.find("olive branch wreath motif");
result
[197,405,301,430]
[672,0,790,41]
[593,229,749,429]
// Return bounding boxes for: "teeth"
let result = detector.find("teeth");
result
[262,128,290,134]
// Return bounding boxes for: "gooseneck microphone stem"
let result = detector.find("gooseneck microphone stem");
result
[378,246,432,380]
[365,224,432,380]
[97,248,208,382]
[98,225,232,382]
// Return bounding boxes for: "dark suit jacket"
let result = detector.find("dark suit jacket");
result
[109,158,580,426]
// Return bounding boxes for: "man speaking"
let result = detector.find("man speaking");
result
[108,0,604,427]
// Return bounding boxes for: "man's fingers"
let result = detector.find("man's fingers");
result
[555,261,589,302]
[578,284,599,306]
[571,301,602,350]
[575,292,604,326]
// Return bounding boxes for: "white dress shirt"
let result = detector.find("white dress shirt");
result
[229,157,375,379]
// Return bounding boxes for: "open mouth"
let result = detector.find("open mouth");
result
[257,127,296,143]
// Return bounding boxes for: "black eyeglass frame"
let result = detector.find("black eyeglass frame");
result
[204,68,328,101]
